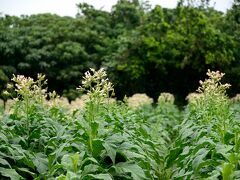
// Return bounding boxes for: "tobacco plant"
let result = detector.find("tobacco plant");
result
[166,70,240,179]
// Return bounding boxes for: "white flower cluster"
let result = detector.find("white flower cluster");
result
[186,92,203,104]
[77,68,114,100]
[1,74,48,115]
[127,93,153,109]
[71,95,116,109]
[198,70,231,95]
[47,96,69,108]
[11,74,48,101]
[4,99,15,114]
[231,94,240,102]
[158,92,175,104]
[70,94,89,110]
[46,92,116,112]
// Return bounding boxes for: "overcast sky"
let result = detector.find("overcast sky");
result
[0,0,234,17]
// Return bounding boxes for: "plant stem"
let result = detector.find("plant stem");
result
[25,95,30,147]
[88,101,94,155]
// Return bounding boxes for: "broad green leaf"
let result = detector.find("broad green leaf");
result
[103,142,117,164]
[92,139,104,158]
[20,156,35,169]
[56,174,68,180]
[61,154,72,171]
[196,159,217,173]
[181,146,190,156]
[49,163,64,176]
[33,153,48,173]
[192,148,209,171]
[232,170,240,179]
[0,167,23,180]
[0,157,11,167]
[173,169,193,178]
[82,164,99,175]
[0,132,8,143]
[17,168,35,177]
[123,151,145,159]
[216,144,233,159]
[81,157,99,167]
[114,162,146,180]
[166,147,182,168]
[87,173,113,180]
[66,171,78,179]
[224,131,234,144]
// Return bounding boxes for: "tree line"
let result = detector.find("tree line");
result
[0,0,239,103]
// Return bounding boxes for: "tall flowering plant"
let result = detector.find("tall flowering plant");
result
[77,68,114,154]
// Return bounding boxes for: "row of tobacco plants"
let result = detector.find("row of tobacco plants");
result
[1,68,240,179]
[166,70,240,179]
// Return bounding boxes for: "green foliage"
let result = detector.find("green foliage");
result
[0,69,181,179]
[1,0,240,177]
[166,70,240,179]
[2,68,240,179]
[0,0,239,101]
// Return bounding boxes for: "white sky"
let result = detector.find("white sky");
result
[0,0,234,17]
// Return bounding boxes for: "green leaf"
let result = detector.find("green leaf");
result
[81,157,99,167]
[33,153,48,173]
[123,151,145,159]
[56,174,68,180]
[173,169,193,178]
[82,164,99,175]
[87,173,113,180]
[0,132,8,143]
[49,163,64,176]
[181,146,190,156]
[0,167,23,180]
[0,157,11,167]
[66,171,78,179]
[113,162,146,180]
[232,170,240,179]
[61,154,72,171]
[165,147,182,168]
[103,142,117,164]
[192,148,209,171]
[222,163,234,180]
[216,144,233,159]
[17,168,35,177]
[224,131,235,144]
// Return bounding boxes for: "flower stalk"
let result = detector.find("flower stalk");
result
[77,68,114,155]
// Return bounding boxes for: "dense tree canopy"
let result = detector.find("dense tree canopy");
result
[0,0,239,103]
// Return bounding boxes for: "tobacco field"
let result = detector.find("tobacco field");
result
[1,68,240,180]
